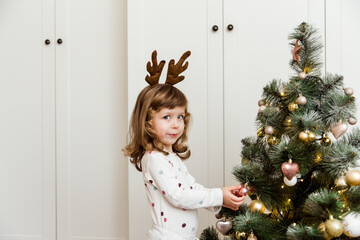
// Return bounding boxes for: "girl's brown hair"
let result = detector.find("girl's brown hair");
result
[123,84,191,172]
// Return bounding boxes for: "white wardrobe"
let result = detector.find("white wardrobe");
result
[1,0,360,240]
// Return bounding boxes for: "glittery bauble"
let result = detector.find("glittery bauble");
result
[345,169,360,186]
[330,122,348,139]
[258,99,265,107]
[235,231,246,240]
[288,102,299,112]
[281,160,299,180]
[343,212,360,237]
[348,117,357,125]
[298,72,307,80]
[325,216,344,238]
[264,126,274,135]
[249,200,265,213]
[266,135,280,145]
[216,219,232,235]
[320,134,332,146]
[307,131,316,142]
[247,232,258,240]
[296,95,307,106]
[257,128,265,138]
[334,175,348,190]
[298,131,309,142]
[344,87,354,96]
[318,222,332,240]
[284,176,297,186]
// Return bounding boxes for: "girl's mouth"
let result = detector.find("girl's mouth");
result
[169,134,178,138]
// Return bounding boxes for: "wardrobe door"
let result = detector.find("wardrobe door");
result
[223,0,325,186]
[0,0,56,239]
[55,0,128,239]
[128,0,224,238]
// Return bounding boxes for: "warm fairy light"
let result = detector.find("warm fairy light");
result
[280,90,285,97]
[281,185,285,189]
[300,179,304,182]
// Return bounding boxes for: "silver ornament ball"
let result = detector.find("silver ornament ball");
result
[296,95,307,106]
[298,72,307,80]
[264,126,274,135]
[348,117,357,125]
[344,87,354,96]
[258,99,265,107]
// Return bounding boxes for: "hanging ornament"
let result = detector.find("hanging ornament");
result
[264,126,274,135]
[235,231,246,240]
[249,199,265,213]
[280,89,286,98]
[298,72,307,80]
[330,121,348,139]
[296,94,307,106]
[318,222,332,240]
[348,117,357,125]
[266,135,280,146]
[233,183,250,197]
[334,175,348,190]
[247,232,258,240]
[216,219,232,235]
[257,128,265,138]
[320,134,332,146]
[291,40,302,64]
[283,176,297,186]
[281,159,299,180]
[344,87,354,96]
[258,99,265,107]
[298,131,309,142]
[345,169,360,186]
[288,102,299,112]
[343,212,360,237]
[325,215,344,238]
[259,105,266,112]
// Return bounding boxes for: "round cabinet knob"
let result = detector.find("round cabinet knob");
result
[227,24,234,31]
[45,39,50,45]
[212,25,219,32]
[57,39,63,44]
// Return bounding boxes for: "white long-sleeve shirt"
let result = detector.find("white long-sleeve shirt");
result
[142,150,223,239]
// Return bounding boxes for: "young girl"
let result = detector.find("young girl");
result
[123,51,245,240]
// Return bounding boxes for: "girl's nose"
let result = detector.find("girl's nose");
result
[172,120,179,128]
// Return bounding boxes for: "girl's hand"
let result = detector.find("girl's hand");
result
[221,185,246,211]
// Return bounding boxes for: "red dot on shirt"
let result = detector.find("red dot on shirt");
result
[178,183,182,187]
[151,203,154,207]
[164,218,167,222]
[162,191,165,195]
[149,151,152,154]
[149,180,153,184]
[182,223,186,228]
[190,186,193,190]
[161,212,164,216]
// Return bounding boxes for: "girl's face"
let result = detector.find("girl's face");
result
[152,106,186,153]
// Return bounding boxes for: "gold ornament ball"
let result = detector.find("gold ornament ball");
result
[266,135,280,145]
[307,131,316,142]
[345,169,360,186]
[257,128,265,138]
[235,231,246,240]
[334,175,348,190]
[288,102,299,112]
[298,131,309,142]
[318,222,332,240]
[249,200,265,213]
[320,134,332,146]
[247,232,257,240]
[325,216,344,238]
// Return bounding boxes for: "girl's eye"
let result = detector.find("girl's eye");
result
[163,115,170,120]
[178,115,184,120]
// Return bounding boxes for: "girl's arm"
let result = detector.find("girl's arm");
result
[146,154,223,210]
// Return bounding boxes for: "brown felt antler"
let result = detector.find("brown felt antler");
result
[145,50,166,86]
[165,51,191,85]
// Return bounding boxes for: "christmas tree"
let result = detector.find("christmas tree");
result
[201,22,360,240]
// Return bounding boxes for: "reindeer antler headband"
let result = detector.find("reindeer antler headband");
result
[145,50,191,86]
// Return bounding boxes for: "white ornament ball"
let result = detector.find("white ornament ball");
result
[265,126,274,135]
[298,72,307,80]
[348,117,357,125]
[296,95,307,106]
[259,106,266,112]
[258,99,265,107]
[343,212,360,237]
[344,87,354,96]
[284,176,297,186]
